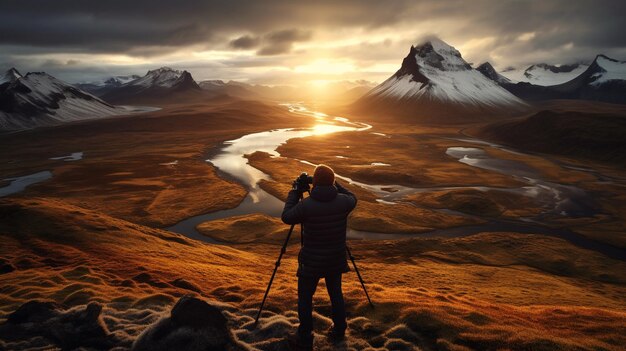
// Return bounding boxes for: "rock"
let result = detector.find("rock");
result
[6,300,60,324]
[0,300,118,350]
[171,295,228,329]
[132,295,246,351]
[50,302,111,349]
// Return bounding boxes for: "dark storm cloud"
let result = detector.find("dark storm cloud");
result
[2,0,626,82]
[1,0,625,56]
[0,0,407,54]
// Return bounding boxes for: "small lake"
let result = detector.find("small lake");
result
[0,171,53,197]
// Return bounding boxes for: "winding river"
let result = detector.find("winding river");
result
[166,104,372,242]
[166,103,625,261]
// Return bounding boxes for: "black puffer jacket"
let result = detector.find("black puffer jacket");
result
[281,182,357,277]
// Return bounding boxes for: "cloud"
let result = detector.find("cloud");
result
[257,29,312,56]
[1,1,625,83]
[230,35,261,50]
[0,1,399,54]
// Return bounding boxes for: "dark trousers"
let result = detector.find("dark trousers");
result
[297,273,347,337]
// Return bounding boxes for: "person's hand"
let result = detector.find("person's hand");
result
[292,178,310,193]
[291,177,311,194]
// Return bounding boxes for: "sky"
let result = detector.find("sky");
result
[1,0,626,86]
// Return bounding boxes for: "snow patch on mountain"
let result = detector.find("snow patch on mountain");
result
[100,75,141,87]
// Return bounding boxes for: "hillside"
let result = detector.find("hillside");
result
[1,197,625,350]
[475,109,626,164]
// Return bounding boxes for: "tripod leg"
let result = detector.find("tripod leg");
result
[254,191,307,327]
[347,246,374,308]
[254,223,295,326]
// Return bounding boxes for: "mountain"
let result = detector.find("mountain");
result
[482,55,626,104]
[0,68,22,85]
[198,79,226,89]
[549,55,626,104]
[103,75,142,87]
[501,63,589,86]
[476,62,512,84]
[198,80,260,99]
[355,38,527,122]
[76,75,141,96]
[0,69,124,131]
[101,67,201,104]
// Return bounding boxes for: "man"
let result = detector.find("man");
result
[282,164,357,350]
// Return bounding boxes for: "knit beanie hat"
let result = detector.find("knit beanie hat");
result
[313,164,335,186]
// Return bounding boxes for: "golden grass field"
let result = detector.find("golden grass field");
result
[1,97,625,350]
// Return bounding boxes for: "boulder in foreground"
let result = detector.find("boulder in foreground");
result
[132,295,247,351]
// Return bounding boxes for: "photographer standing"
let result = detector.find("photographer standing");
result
[282,164,357,350]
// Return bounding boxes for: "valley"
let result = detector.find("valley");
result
[1,32,626,351]
[1,93,626,350]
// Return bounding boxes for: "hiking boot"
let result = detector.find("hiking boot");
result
[326,326,346,344]
[287,332,313,351]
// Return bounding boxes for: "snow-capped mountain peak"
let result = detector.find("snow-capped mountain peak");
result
[0,68,23,84]
[0,70,124,130]
[129,67,187,88]
[476,62,512,84]
[589,55,626,86]
[99,67,200,103]
[363,37,526,110]
[413,38,471,72]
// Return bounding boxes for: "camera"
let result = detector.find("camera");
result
[294,172,313,191]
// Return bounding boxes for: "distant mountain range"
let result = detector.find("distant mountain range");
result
[97,67,201,104]
[353,38,626,121]
[478,55,626,104]
[354,38,528,122]
[0,68,124,131]
[76,75,141,96]
[3,39,626,130]
[500,63,590,86]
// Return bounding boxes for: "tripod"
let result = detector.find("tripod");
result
[254,191,374,326]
